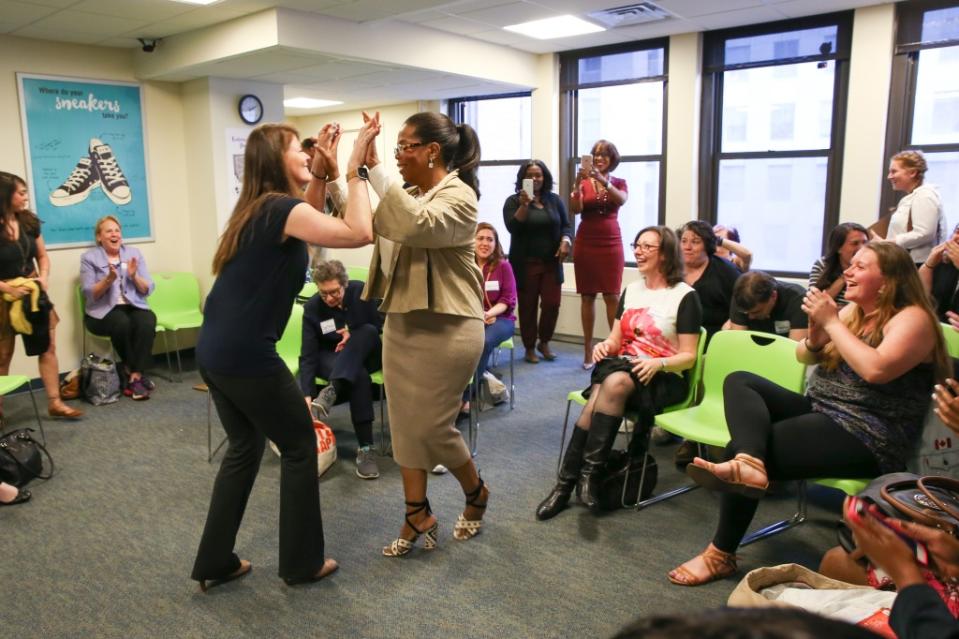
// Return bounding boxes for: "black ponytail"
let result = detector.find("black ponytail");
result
[404,112,482,198]
[453,123,481,199]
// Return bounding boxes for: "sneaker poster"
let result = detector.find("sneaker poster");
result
[16,73,152,248]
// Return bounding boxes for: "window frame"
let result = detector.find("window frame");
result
[558,38,670,264]
[881,0,959,216]
[699,12,853,277]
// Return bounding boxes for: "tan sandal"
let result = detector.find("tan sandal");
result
[686,453,769,499]
[667,545,737,587]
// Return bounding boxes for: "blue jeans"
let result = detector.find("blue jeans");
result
[464,318,515,401]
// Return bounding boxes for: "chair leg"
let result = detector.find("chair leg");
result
[557,399,573,477]
[636,439,702,510]
[26,384,45,446]
[739,480,808,546]
[172,331,184,382]
[508,347,514,410]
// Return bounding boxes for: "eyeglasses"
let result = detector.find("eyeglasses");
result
[393,142,425,156]
[631,243,660,253]
[318,288,343,299]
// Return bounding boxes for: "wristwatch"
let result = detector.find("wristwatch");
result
[346,166,369,182]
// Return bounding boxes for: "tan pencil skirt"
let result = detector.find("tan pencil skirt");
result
[383,310,483,470]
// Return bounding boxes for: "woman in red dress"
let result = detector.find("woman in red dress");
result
[571,140,629,369]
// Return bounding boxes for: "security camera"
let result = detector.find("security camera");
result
[138,38,158,53]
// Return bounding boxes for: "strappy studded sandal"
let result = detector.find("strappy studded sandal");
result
[667,545,737,587]
[453,478,489,541]
[382,499,438,557]
[686,453,769,499]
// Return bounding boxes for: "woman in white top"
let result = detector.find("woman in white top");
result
[883,150,946,265]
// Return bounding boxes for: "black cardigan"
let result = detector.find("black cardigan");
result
[503,191,573,290]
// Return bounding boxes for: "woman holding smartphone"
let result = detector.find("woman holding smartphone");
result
[504,160,572,364]
[570,140,628,370]
[669,241,949,587]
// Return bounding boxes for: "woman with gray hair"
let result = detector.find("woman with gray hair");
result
[300,259,383,480]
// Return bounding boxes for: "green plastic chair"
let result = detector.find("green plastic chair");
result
[347,265,369,282]
[558,327,708,509]
[0,375,45,444]
[942,322,959,359]
[297,281,317,304]
[151,273,204,380]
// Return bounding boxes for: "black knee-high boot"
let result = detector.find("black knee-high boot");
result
[535,426,588,521]
[576,412,621,513]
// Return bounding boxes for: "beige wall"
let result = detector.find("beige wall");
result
[0,35,194,378]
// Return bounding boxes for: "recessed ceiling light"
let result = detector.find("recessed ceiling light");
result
[168,0,223,6]
[504,15,605,40]
[284,97,343,109]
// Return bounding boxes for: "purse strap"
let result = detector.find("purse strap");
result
[918,476,959,524]
[0,428,55,481]
[880,477,957,533]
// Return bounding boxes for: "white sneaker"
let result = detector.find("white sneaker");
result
[49,157,100,206]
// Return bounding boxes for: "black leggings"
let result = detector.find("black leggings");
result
[84,305,157,375]
[712,372,881,552]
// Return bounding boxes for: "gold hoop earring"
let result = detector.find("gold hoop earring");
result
[428,156,434,169]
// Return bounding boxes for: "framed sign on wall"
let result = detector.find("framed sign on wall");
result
[16,73,153,248]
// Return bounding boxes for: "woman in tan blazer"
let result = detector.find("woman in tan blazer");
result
[360,111,489,556]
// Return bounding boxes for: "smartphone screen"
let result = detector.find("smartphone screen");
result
[522,178,534,198]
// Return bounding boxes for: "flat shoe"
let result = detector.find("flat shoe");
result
[198,559,252,592]
[0,488,31,506]
[536,342,557,361]
[284,558,338,585]
[685,454,768,499]
[48,404,83,419]
[668,546,737,587]
[524,351,539,364]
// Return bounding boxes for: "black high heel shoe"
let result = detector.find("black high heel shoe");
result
[198,559,252,592]
[383,499,438,557]
[454,478,489,540]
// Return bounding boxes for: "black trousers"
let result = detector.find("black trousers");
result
[192,366,325,583]
[84,305,157,375]
[315,324,380,446]
[712,371,881,552]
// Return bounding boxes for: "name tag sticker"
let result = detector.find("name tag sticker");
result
[320,319,337,335]
[774,320,791,335]
[485,280,500,292]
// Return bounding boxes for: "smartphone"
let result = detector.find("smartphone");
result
[522,178,534,198]
[580,154,592,173]
[846,497,930,566]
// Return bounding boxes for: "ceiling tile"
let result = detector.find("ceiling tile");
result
[12,26,106,44]
[457,1,556,28]
[69,0,193,21]
[0,1,59,31]
[466,27,532,47]
[690,5,787,30]
[421,15,493,35]
[123,9,250,39]
[320,0,456,23]
[657,0,766,19]
[773,0,891,19]
[25,9,149,34]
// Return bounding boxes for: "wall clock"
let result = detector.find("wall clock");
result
[238,94,263,125]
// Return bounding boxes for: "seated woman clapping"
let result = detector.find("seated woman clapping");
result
[80,215,158,400]
[536,226,702,520]
[669,241,950,587]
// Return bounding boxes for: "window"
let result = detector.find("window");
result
[700,14,852,274]
[560,40,668,263]
[449,93,532,252]
[885,1,959,233]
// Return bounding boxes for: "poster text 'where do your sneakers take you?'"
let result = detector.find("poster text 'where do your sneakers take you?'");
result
[16,74,152,248]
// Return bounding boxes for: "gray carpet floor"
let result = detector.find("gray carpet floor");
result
[1,341,846,638]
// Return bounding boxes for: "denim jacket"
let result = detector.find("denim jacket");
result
[79,245,154,319]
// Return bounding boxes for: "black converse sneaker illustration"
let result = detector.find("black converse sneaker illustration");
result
[49,156,100,207]
[89,138,132,205]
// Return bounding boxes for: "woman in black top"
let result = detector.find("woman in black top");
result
[191,119,376,589]
[679,221,740,340]
[503,160,572,363]
[0,172,82,422]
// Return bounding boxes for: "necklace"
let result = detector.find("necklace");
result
[590,177,609,215]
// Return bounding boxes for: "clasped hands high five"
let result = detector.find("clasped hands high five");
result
[305,111,382,183]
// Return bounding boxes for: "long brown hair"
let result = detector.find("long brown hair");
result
[819,241,950,382]
[0,172,40,242]
[475,222,504,270]
[212,123,301,274]
[636,226,684,287]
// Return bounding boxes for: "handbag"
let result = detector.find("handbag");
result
[269,418,338,477]
[598,449,658,510]
[0,428,54,488]
[80,353,121,405]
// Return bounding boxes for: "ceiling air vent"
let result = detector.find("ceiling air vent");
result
[587,2,673,28]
